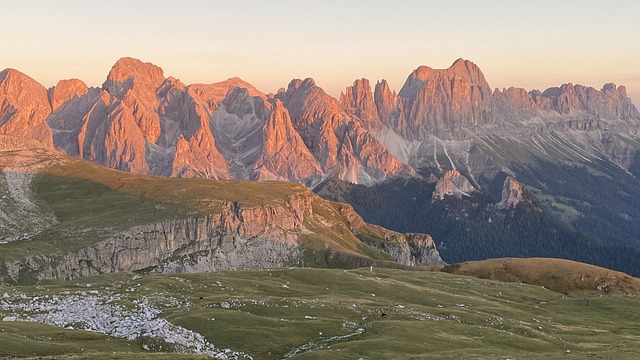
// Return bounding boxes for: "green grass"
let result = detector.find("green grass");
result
[0,321,206,359]
[525,185,583,224]
[2,267,640,359]
[442,257,640,296]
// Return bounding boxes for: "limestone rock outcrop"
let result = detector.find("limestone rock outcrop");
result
[40,211,304,280]
[496,176,524,210]
[432,170,477,200]
[339,204,444,266]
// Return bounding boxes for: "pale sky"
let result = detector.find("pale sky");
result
[2,0,639,106]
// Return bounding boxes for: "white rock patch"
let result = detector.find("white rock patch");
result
[0,292,252,359]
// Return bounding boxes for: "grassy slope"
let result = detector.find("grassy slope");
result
[442,257,640,297]
[0,322,161,359]
[0,149,397,275]
[2,267,640,359]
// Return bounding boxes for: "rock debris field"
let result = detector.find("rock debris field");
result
[0,289,252,360]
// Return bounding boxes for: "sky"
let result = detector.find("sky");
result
[2,0,640,106]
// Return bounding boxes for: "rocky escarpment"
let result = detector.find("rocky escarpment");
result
[338,204,444,266]
[29,214,303,281]
[4,200,442,282]
[4,193,315,281]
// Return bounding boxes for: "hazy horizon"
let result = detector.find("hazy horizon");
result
[3,0,639,106]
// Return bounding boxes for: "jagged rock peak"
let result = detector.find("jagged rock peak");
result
[432,170,476,200]
[394,59,493,139]
[49,79,89,110]
[399,58,490,100]
[254,98,322,181]
[449,58,487,84]
[602,83,619,93]
[374,79,398,106]
[496,176,523,210]
[340,78,379,123]
[277,77,340,115]
[102,57,165,98]
[105,57,164,83]
[0,68,47,96]
[222,76,258,89]
[285,78,316,91]
[190,77,265,101]
[0,68,53,146]
[375,79,392,94]
[221,77,265,97]
[373,79,402,123]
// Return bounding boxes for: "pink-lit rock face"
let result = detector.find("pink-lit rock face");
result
[0,69,53,147]
[340,78,381,130]
[496,176,524,210]
[395,59,493,140]
[277,77,415,184]
[1,57,639,186]
[49,79,89,110]
[253,99,322,181]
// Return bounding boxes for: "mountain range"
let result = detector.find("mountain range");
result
[2,57,640,273]
[3,57,638,188]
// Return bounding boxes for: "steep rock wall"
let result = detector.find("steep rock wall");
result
[339,204,444,266]
[6,213,303,282]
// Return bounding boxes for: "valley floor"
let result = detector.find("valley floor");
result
[1,268,639,359]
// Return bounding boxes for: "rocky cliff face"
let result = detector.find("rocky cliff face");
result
[0,69,53,147]
[253,99,323,181]
[496,176,523,210]
[432,170,477,200]
[277,78,415,184]
[1,57,640,191]
[31,214,303,280]
[4,196,442,282]
[340,78,381,130]
[338,204,443,266]
[396,59,493,140]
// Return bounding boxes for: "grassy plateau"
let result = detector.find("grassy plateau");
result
[1,265,640,359]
